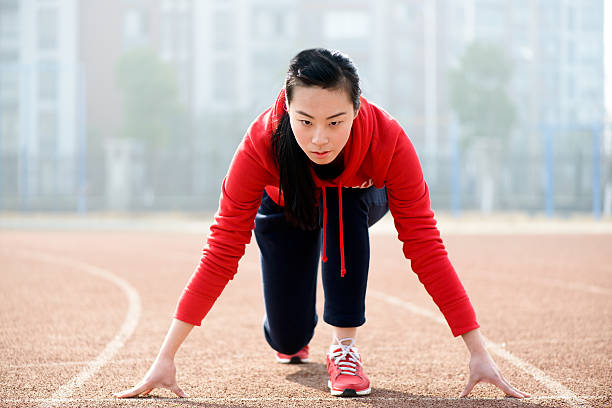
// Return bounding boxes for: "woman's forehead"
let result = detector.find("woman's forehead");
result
[288,86,354,115]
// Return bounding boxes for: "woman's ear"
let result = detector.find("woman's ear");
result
[353,107,360,120]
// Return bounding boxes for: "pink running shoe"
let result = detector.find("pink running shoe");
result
[275,345,310,364]
[327,338,371,397]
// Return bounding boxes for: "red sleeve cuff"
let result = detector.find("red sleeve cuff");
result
[449,321,481,337]
[172,289,217,327]
[440,298,480,337]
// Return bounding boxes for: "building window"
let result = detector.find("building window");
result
[213,10,233,49]
[38,108,58,154]
[253,10,287,39]
[0,2,19,52]
[37,7,58,50]
[323,10,369,39]
[545,38,558,59]
[567,7,575,31]
[253,10,275,39]
[580,37,601,62]
[581,7,602,31]
[0,66,18,102]
[567,75,574,99]
[541,3,559,28]
[213,59,234,102]
[123,9,148,49]
[161,9,192,61]
[0,105,19,153]
[38,60,57,101]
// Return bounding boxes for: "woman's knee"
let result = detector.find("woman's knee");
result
[263,315,317,354]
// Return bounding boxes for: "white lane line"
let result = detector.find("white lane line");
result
[368,290,590,408]
[6,250,142,408]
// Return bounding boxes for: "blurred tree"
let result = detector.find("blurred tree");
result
[449,42,516,213]
[115,48,188,149]
[449,41,516,150]
[114,48,192,209]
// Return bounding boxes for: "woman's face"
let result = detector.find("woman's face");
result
[287,85,358,165]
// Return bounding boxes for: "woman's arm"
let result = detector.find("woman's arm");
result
[384,129,479,336]
[460,328,530,398]
[113,319,194,398]
[158,319,195,360]
[382,128,529,398]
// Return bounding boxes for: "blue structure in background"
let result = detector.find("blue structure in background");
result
[592,123,601,220]
[21,64,31,212]
[447,121,604,219]
[544,124,555,218]
[77,65,87,215]
[450,118,461,217]
[541,123,603,220]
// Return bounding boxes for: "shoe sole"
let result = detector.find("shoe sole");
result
[327,380,371,397]
[275,356,310,364]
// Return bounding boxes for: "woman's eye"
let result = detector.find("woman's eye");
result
[300,120,311,126]
[330,121,341,126]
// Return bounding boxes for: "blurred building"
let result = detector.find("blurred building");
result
[79,0,197,209]
[0,0,80,210]
[294,0,429,151]
[442,0,604,145]
[192,0,297,114]
[438,0,605,211]
[0,0,606,214]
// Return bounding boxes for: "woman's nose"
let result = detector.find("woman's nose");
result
[312,127,328,145]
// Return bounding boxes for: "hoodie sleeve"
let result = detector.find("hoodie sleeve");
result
[384,128,479,337]
[173,134,271,326]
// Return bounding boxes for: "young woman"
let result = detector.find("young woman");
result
[114,48,530,399]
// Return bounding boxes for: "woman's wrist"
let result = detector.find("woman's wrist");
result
[157,349,176,361]
[461,328,488,356]
[157,318,195,361]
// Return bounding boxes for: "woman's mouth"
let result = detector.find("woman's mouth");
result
[313,151,330,158]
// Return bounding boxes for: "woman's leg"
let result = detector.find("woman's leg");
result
[323,187,388,396]
[254,191,321,355]
[321,186,389,334]
[322,186,388,395]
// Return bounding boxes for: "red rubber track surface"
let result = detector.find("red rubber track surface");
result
[1,228,610,408]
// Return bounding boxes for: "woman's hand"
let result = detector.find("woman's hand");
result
[460,328,530,398]
[460,349,530,398]
[113,356,189,399]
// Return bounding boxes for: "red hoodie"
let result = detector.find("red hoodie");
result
[174,88,479,337]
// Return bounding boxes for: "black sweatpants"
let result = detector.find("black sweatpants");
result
[253,185,389,355]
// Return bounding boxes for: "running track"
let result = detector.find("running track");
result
[1,215,610,408]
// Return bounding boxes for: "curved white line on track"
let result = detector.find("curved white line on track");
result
[368,290,590,408]
[7,250,141,408]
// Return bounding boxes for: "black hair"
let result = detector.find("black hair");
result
[271,48,361,230]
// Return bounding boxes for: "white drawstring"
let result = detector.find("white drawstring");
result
[329,337,362,376]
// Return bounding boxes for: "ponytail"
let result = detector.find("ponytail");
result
[271,112,319,230]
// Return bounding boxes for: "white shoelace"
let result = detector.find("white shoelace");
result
[329,336,362,376]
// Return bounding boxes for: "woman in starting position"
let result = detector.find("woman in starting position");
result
[114,48,530,399]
